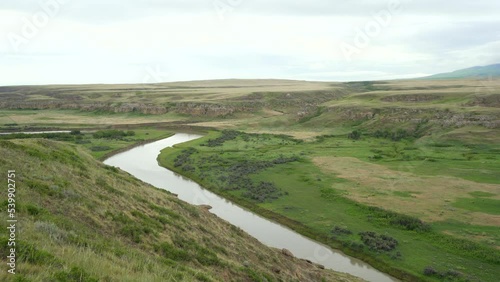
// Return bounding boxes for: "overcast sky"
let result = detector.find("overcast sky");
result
[1,0,499,85]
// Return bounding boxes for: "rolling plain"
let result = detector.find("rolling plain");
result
[1,77,499,281]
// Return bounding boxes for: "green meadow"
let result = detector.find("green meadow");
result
[159,130,500,281]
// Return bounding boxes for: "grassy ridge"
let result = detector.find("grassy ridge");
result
[0,138,359,281]
[158,130,500,282]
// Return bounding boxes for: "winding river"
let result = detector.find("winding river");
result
[104,133,398,282]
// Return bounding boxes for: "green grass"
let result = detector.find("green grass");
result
[0,138,354,282]
[432,220,500,248]
[452,198,500,215]
[2,77,500,281]
[159,130,500,282]
[469,191,496,197]
[0,128,174,160]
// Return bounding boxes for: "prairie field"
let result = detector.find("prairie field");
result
[1,78,499,281]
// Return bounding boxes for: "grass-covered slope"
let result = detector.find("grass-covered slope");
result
[0,139,359,282]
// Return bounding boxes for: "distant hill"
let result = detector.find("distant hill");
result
[422,63,500,79]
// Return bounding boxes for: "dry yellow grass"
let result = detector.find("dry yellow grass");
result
[313,156,500,226]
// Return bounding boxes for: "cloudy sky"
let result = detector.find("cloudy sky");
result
[1,0,499,85]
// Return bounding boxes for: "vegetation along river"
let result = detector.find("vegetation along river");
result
[104,133,398,282]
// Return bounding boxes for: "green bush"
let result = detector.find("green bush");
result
[90,146,111,152]
[331,226,353,236]
[202,130,240,147]
[348,130,361,140]
[92,130,135,139]
[359,231,398,252]
[423,266,467,281]
[367,206,431,232]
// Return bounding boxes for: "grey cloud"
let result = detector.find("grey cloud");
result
[406,21,500,52]
[3,0,499,23]
[242,0,500,17]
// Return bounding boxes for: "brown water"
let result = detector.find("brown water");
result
[104,133,399,282]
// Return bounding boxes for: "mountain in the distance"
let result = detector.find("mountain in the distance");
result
[421,63,500,79]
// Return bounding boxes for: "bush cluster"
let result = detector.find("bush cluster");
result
[219,157,296,202]
[331,226,353,236]
[359,231,398,252]
[173,147,197,168]
[373,129,410,141]
[242,181,286,202]
[202,130,240,147]
[174,131,302,202]
[92,130,135,139]
[0,132,80,142]
[367,206,431,232]
[423,266,467,281]
[348,130,361,140]
[90,146,111,152]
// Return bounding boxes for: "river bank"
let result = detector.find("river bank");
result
[104,133,398,282]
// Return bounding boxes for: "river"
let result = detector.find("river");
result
[104,133,398,282]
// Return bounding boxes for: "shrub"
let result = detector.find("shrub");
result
[202,130,240,147]
[173,148,197,167]
[389,214,431,232]
[367,206,431,232]
[359,231,398,252]
[423,266,438,276]
[423,266,466,281]
[348,130,361,140]
[92,130,134,139]
[90,146,111,152]
[331,226,353,236]
[373,129,410,141]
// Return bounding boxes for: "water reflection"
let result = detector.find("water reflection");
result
[104,133,398,282]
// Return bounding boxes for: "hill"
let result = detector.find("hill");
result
[422,64,500,80]
[0,78,499,137]
[0,138,359,282]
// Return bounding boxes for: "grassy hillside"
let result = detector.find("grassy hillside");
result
[0,138,359,282]
[159,130,500,282]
